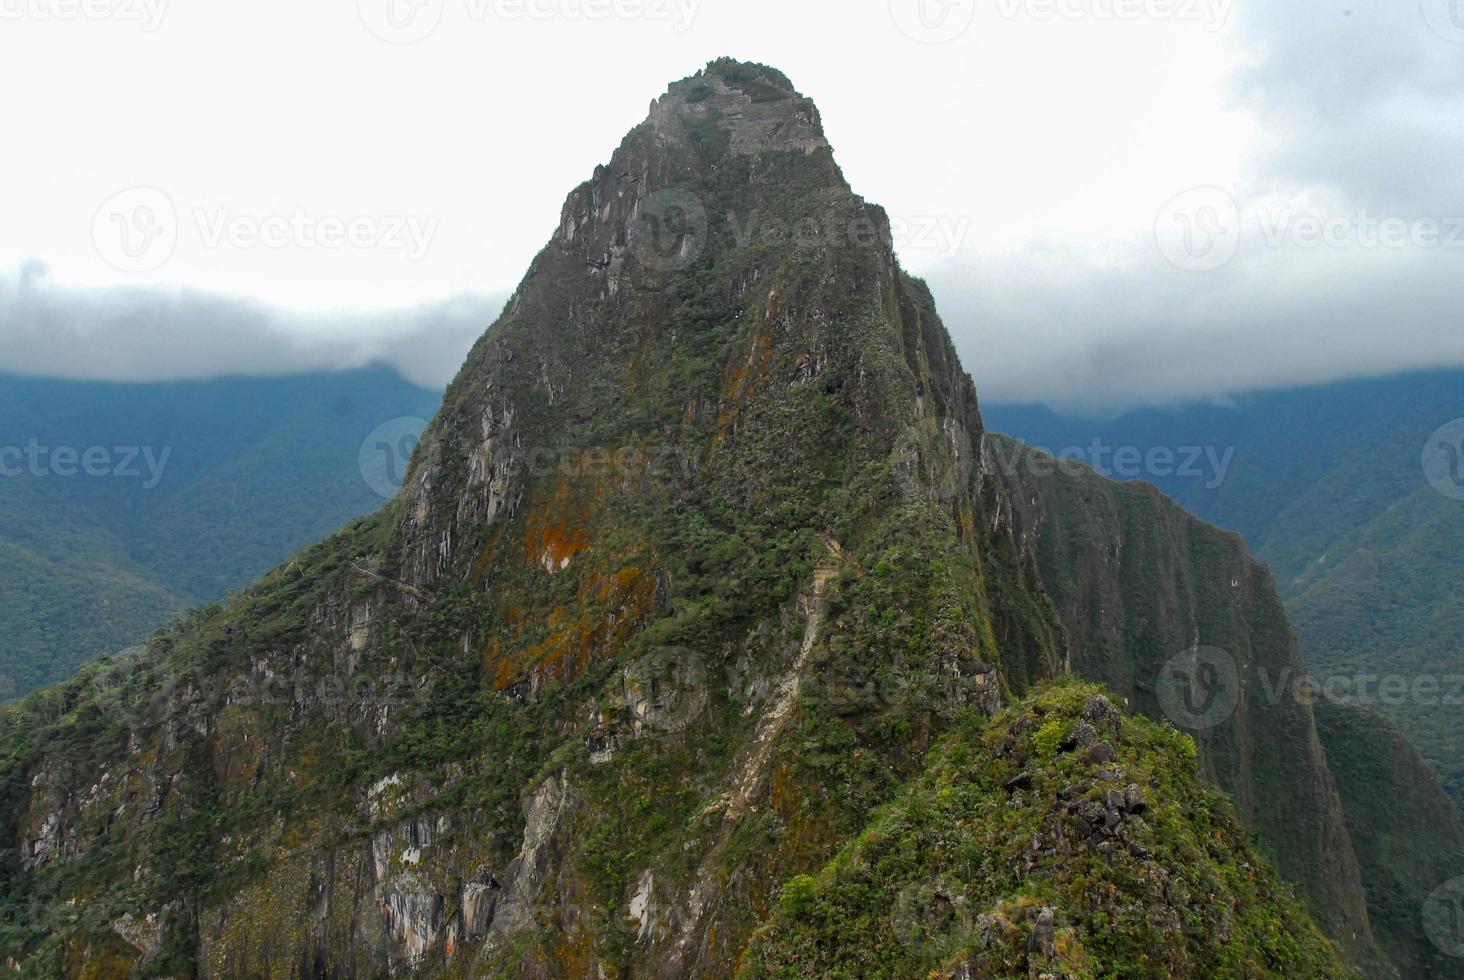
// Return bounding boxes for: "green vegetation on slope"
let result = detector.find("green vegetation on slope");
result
[0,62,1067,977]
[1315,698,1464,980]
[986,436,1382,966]
[0,368,443,698]
[1287,484,1464,802]
[989,433,1464,979]
[741,680,1352,979]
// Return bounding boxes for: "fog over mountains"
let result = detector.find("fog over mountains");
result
[0,263,506,390]
[7,247,1463,412]
[5,1,1462,411]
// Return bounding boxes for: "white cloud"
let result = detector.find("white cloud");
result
[0,0,1459,406]
[0,263,502,389]
[942,0,1464,410]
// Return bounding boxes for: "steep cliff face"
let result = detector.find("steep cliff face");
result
[1315,699,1464,980]
[0,62,1368,979]
[0,61,1066,977]
[989,434,1460,979]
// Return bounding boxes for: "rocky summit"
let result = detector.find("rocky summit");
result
[0,60,1454,978]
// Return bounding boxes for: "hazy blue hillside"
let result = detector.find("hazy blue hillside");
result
[985,369,1464,801]
[0,368,442,698]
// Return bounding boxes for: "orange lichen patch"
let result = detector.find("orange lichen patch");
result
[522,479,596,574]
[544,870,610,976]
[712,322,777,449]
[723,324,774,405]
[589,566,655,606]
[527,518,590,574]
[488,566,659,692]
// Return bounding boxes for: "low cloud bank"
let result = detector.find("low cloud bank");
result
[0,262,504,390]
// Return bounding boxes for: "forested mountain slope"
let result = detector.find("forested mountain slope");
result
[0,369,442,697]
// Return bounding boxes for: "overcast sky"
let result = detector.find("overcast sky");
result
[1,0,1461,409]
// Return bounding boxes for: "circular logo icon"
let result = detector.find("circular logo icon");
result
[631,188,709,272]
[890,417,975,504]
[93,187,177,274]
[1423,419,1464,502]
[358,0,443,44]
[1424,876,1464,957]
[890,0,977,44]
[1155,187,1242,273]
[1156,645,1241,730]
[1422,0,1464,43]
[359,416,429,499]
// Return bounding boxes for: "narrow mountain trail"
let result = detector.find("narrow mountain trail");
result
[674,539,844,965]
[723,536,843,821]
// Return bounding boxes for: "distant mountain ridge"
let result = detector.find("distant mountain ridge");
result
[0,368,442,697]
[990,433,1464,979]
[984,369,1464,803]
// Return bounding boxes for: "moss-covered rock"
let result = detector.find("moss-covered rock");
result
[740,681,1353,979]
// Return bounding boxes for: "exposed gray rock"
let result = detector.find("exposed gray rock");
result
[1028,907,1057,958]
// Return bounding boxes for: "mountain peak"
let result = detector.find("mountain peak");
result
[699,58,799,95]
[635,59,828,160]
[2,63,1400,980]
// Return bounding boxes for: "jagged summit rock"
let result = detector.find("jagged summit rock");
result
[647,60,829,156]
